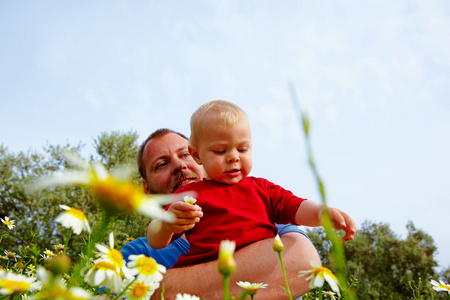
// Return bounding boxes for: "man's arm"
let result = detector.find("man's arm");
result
[150,233,320,300]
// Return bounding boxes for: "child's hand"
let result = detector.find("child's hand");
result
[326,207,356,242]
[163,201,203,234]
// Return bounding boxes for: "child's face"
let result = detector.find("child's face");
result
[190,118,252,185]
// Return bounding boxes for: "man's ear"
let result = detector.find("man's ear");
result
[142,179,151,195]
[189,145,202,165]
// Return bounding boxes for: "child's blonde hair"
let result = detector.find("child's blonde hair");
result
[190,100,248,147]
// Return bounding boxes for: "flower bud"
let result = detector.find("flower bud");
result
[273,234,284,252]
[218,240,236,276]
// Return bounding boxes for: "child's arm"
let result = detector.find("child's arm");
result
[147,201,203,249]
[294,199,356,242]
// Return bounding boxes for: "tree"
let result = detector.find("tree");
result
[0,130,149,268]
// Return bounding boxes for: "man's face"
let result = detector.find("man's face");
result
[141,133,207,194]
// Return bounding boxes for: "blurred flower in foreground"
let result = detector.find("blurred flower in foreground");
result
[28,151,174,222]
[55,205,91,235]
[175,293,200,300]
[236,281,268,295]
[218,240,236,276]
[123,278,160,300]
[0,270,41,295]
[273,234,284,252]
[1,217,15,230]
[127,254,166,283]
[430,279,450,294]
[36,267,92,300]
[85,232,131,293]
[299,261,340,296]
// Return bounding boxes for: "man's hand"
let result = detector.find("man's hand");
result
[324,207,356,242]
[164,201,203,233]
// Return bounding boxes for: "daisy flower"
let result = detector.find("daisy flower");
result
[236,281,268,295]
[4,250,21,262]
[25,265,36,277]
[95,232,130,278]
[1,217,15,230]
[85,232,131,293]
[183,196,197,205]
[53,244,65,253]
[122,277,160,300]
[41,249,55,258]
[0,271,41,295]
[218,240,236,276]
[175,294,200,300]
[84,260,123,293]
[299,261,340,296]
[127,254,166,283]
[29,151,174,222]
[323,290,337,299]
[55,205,91,235]
[430,279,450,293]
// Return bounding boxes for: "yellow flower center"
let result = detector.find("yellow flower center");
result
[66,207,87,221]
[4,220,13,227]
[95,261,118,272]
[131,282,150,298]
[91,176,142,212]
[439,283,450,291]
[6,253,16,259]
[109,248,124,267]
[0,279,31,294]
[136,256,158,275]
[312,266,337,280]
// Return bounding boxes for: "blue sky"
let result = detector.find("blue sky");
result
[1,1,449,270]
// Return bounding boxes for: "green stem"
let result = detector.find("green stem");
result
[223,274,230,300]
[63,227,72,255]
[70,209,112,284]
[289,83,356,300]
[0,231,7,245]
[114,277,137,300]
[278,251,293,300]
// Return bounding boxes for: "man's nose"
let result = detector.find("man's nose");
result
[173,158,187,173]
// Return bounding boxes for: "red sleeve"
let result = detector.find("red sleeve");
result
[262,178,307,224]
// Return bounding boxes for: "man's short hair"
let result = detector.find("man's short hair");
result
[137,128,188,181]
[190,100,248,147]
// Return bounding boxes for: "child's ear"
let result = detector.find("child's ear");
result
[189,145,202,165]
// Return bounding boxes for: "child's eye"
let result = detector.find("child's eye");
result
[238,148,248,152]
[213,150,225,154]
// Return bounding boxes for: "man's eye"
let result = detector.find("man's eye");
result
[182,153,190,158]
[155,162,167,170]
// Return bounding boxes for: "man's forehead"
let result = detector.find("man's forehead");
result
[145,133,188,161]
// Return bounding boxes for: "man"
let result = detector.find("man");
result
[122,128,354,299]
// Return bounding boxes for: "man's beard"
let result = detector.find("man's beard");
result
[168,171,200,193]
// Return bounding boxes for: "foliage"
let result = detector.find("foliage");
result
[0,131,148,265]
[306,221,448,299]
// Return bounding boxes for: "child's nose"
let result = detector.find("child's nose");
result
[227,151,240,163]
